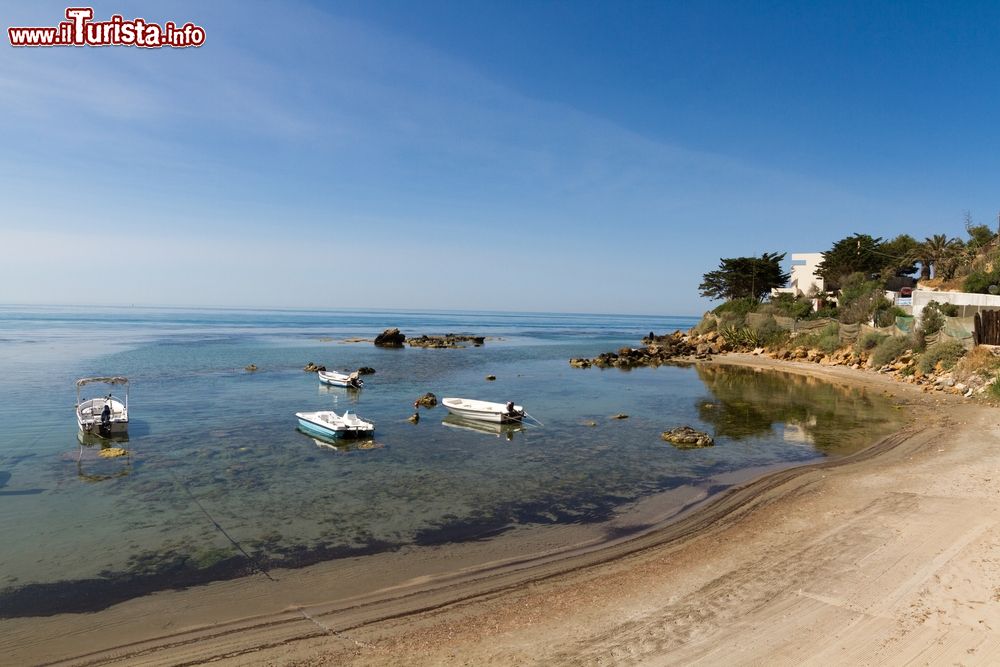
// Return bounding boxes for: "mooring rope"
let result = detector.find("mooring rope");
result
[161,461,276,582]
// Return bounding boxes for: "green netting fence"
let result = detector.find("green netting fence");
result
[736,313,974,349]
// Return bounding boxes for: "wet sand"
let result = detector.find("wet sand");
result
[7,355,1000,665]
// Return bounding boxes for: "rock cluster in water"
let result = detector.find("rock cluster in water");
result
[408,334,485,348]
[356,366,376,375]
[414,392,438,408]
[374,328,406,347]
[570,330,726,368]
[661,426,714,449]
[303,362,326,372]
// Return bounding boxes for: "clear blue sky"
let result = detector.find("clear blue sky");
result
[2,0,998,315]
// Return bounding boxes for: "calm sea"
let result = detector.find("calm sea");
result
[0,306,902,616]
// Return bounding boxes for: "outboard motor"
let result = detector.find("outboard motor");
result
[99,400,112,437]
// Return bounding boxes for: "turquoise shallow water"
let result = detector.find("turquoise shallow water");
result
[0,306,902,616]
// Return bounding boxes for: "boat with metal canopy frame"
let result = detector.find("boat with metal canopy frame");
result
[75,376,129,437]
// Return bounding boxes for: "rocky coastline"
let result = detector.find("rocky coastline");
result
[569,330,726,368]
[571,327,997,399]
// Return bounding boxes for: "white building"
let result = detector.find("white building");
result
[772,252,824,299]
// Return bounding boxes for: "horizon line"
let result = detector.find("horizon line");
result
[0,302,704,319]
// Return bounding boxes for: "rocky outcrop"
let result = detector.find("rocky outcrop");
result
[245,364,258,372]
[408,334,485,348]
[414,392,438,408]
[303,362,326,372]
[763,344,988,397]
[374,328,406,347]
[571,330,723,369]
[356,366,376,375]
[662,426,714,449]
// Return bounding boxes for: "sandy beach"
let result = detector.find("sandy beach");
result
[7,355,1000,666]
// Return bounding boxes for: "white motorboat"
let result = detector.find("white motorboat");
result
[76,377,129,437]
[295,410,374,439]
[317,369,364,389]
[441,397,524,423]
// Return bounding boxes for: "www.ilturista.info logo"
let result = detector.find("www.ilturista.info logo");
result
[8,7,205,48]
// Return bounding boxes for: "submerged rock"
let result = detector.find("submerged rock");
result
[303,362,326,372]
[98,447,128,458]
[486,374,496,381]
[611,413,629,420]
[374,328,406,347]
[662,426,714,449]
[407,334,485,348]
[356,367,376,375]
[244,364,258,372]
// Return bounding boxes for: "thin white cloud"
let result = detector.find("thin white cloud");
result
[0,1,921,313]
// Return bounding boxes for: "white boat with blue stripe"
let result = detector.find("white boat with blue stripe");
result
[296,410,374,439]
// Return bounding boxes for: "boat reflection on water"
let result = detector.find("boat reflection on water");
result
[76,431,130,448]
[75,431,131,482]
[441,414,524,441]
[317,384,361,403]
[295,428,382,453]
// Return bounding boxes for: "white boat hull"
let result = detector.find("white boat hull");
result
[441,398,524,423]
[317,370,363,388]
[76,397,128,436]
[296,410,374,439]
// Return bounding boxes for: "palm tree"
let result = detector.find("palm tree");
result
[919,234,961,280]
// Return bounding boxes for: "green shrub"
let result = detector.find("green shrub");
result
[855,331,887,353]
[763,329,791,349]
[837,273,888,325]
[870,336,910,367]
[874,305,907,327]
[713,297,759,318]
[817,332,840,353]
[812,305,838,319]
[920,301,946,336]
[717,311,746,330]
[694,315,718,334]
[989,376,1000,400]
[917,340,967,374]
[755,303,778,316]
[940,303,959,317]
[964,270,1000,294]
[794,322,841,354]
[767,293,814,320]
[750,315,789,348]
